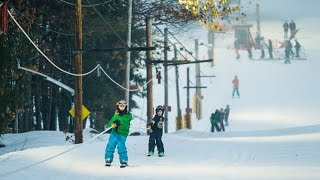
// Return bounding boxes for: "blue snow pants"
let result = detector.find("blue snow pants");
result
[104,131,128,163]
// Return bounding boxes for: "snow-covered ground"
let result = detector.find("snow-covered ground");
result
[1,1,320,179]
[1,45,320,179]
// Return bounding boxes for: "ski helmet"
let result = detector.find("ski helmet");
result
[116,100,127,107]
[155,105,164,113]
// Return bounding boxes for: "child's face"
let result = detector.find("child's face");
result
[118,104,126,111]
[157,110,163,116]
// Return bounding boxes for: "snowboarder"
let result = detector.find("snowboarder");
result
[283,20,289,38]
[232,75,240,98]
[210,109,220,132]
[104,100,133,168]
[224,105,230,126]
[147,105,166,157]
[267,39,274,59]
[294,39,301,58]
[289,20,296,38]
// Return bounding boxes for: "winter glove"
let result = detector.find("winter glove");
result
[113,120,121,128]
[149,120,155,126]
[147,125,153,133]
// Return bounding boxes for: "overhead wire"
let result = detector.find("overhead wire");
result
[8,9,100,77]
[9,9,159,91]
[56,0,112,8]
[9,5,105,36]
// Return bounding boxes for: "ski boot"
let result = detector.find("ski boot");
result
[120,160,128,168]
[158,152,164,157]
[105,159,112,167]
[147,151,154,156]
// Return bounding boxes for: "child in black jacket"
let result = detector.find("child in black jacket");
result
[147,105,165,157]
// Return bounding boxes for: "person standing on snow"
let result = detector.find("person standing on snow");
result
[210,109,220,132]
[289,20,296,38]
[224,105,230,126]
[267,39,274,59]
[232,75,240,98]
[104,100,133,168]
[294,39,301,58]
[234,38,241,59]
[147,105,166,157]
[260,37,266,59]
[283,20,289,38]
[219,108,225,131]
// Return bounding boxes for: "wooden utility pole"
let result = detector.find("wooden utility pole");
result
[74,0,83,144]
[146,17,153,126]
[164,28,168,133]
[174,45,182,130]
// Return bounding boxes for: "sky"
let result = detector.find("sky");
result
[1,1,320,179]
[251,0,320,21]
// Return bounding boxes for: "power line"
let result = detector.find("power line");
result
[84,0,127,47]
[10,5,105,36]
[8,9,100,77]
[56,0,112,8]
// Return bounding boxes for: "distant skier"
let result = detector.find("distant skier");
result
[289,20,296,38]
[232,75,240,98]
[246,41,253,59]
[147,105,166,157]
[283,20,289,38]
[210,109,220,132]
[234,38,241,59]
[219,108,225,131]
[287,40,294,57]
[267,39,274,59]
[284,40,291,64]
[260,37,266,59]
[224,105,230,126]
[104,100,133,168]
[294,39,301,58]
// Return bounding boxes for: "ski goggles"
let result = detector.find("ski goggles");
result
[117,100,127,107]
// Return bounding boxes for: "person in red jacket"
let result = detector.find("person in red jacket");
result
[232,75,240,98]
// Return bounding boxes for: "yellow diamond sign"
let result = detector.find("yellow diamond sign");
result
[69,105,90,121]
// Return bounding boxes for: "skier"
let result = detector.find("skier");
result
[224,105,230,126]
[219,108,225,131]
[283,20,289,38]
[234,38,241,59]
[210,110,220,132]
[246,41,253,59]
[294,39,301,58]
[267,39,274,59]
[104,100,133,168]
[284,40,291,64]
[289,20,296,38]
[232,75,240,98]
[260,37,266,59]
[147,105,166,157]
[287,40,294,57]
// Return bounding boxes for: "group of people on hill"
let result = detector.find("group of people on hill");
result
[234,19,302,61]
[283,20,296,39]
[210,105,230,133]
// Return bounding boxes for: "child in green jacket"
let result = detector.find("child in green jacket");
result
[104,100,132,168]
